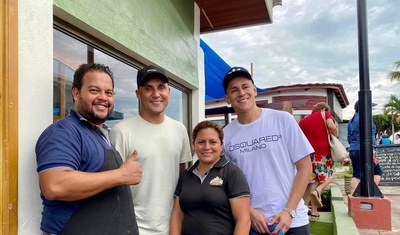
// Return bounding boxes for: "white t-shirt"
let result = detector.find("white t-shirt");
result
[223,108,314,228]
[109,115,192,235]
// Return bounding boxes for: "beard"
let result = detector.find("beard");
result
[76,96,113,125]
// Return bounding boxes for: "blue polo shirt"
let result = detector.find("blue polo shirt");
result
[36,110,112,233]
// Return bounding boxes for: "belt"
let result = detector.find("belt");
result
[42,232,56,235]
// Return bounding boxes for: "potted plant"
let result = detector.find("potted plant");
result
[344,162,353,194]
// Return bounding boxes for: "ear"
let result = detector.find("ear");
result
[224,95,231,105]
[253,85,258,97]
[135,89,140,100]
[72,87,79,102]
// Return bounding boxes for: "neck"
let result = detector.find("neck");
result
[237,107,262,124]
[197,158,220,176]
[139,112,165,124]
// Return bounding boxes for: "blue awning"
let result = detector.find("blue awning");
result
[200,39,266,101]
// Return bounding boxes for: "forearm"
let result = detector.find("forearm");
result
[169,198,184,235]
[39,168,123,201]
[233,219,251,235]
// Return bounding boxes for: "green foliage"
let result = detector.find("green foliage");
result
[373,113,399,136]
[387,60,400,82]
[346,164,353,176]
[384,94,400,116]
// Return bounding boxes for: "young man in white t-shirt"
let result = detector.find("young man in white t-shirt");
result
[109,65,192,235]
[222,66,314,235]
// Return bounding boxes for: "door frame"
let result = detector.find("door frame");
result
[1,0,19,234]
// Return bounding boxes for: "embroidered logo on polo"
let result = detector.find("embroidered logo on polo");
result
[209,176,223,186]
[228,135,282,153]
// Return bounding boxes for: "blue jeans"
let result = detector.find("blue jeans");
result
[250,223,310,235]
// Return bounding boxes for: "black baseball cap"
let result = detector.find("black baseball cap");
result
[137,65,169,87]
[222,66,254,91]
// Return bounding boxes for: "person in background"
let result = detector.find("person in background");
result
[109,65,192,235]
[379,133,391,145]
[36,63,142,235]
[347,100,383,194]
[298,102,337,222]
[221,66,314,235]
[395,133,400,144]
[169,120,251,235]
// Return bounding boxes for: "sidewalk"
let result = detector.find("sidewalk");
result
[342,186,400,235]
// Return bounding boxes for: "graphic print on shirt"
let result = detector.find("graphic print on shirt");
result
[227,134,283,153]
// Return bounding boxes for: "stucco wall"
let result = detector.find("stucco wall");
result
[18,0,53,234]
[53,0,198,88]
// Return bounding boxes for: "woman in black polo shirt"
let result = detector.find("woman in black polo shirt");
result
[169,120,250,235]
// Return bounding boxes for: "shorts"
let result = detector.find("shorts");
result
[349,150,383,179]
[309,154,335,183]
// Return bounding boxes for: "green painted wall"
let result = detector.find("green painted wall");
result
[53,0,198,87]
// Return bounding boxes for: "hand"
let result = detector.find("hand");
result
[267,210,292,234]
[250,208,269,234]
[119,150,142,185]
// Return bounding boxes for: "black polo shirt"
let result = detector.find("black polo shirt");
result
[174,157,250,235]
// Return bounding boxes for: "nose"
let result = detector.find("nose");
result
[203,142,211,149]
[151,89,161,97]
[237,87,246,96]
[97,91,109,101]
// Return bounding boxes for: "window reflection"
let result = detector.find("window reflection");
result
[53,27,190,129]
[166,86,189,128]
[94,50,139,127]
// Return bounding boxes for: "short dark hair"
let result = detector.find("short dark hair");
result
[73,63,114,90]
[192,120,223,144]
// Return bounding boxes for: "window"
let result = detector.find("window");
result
[53,27,190,129]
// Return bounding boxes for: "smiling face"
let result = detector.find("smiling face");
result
[224,76,258,114]
[72,70,114,125]
[194,127,223,166]
[136,76,170,120]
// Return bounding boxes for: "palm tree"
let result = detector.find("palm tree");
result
[383,95,400,139]
[387,60,400,82]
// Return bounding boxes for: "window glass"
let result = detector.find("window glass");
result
[94,49,139,127]
[166,86,189,128]
[53,28,190,130]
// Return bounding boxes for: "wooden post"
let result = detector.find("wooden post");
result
[1,0,19,234]
[282,101,293,114]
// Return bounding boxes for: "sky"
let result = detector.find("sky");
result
[201,0,400,120]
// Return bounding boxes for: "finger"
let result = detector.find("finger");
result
[129,150,138,161]
[268,217,277,225]
[260,221,269,232]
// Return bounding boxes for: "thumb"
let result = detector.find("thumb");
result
[129,150,138,161]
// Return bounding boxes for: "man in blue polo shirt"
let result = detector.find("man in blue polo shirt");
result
[36,63,142,235]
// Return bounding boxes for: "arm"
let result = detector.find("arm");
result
[169,197,184,235]
[39,150,142,201]
[268,156,312,233]
[327,118,338,137]
[179,163,187,172]
[230,197,251,235]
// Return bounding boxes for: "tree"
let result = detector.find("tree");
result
[373,114,393,136]
[387,60,400,82]
[383,95,400,137]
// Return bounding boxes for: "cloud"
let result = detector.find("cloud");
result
[201,0,400,120]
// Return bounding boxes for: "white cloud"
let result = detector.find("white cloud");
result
[201,0,400,120]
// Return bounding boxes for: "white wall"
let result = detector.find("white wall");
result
[193,3,206,130]
[18,0,53,233]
